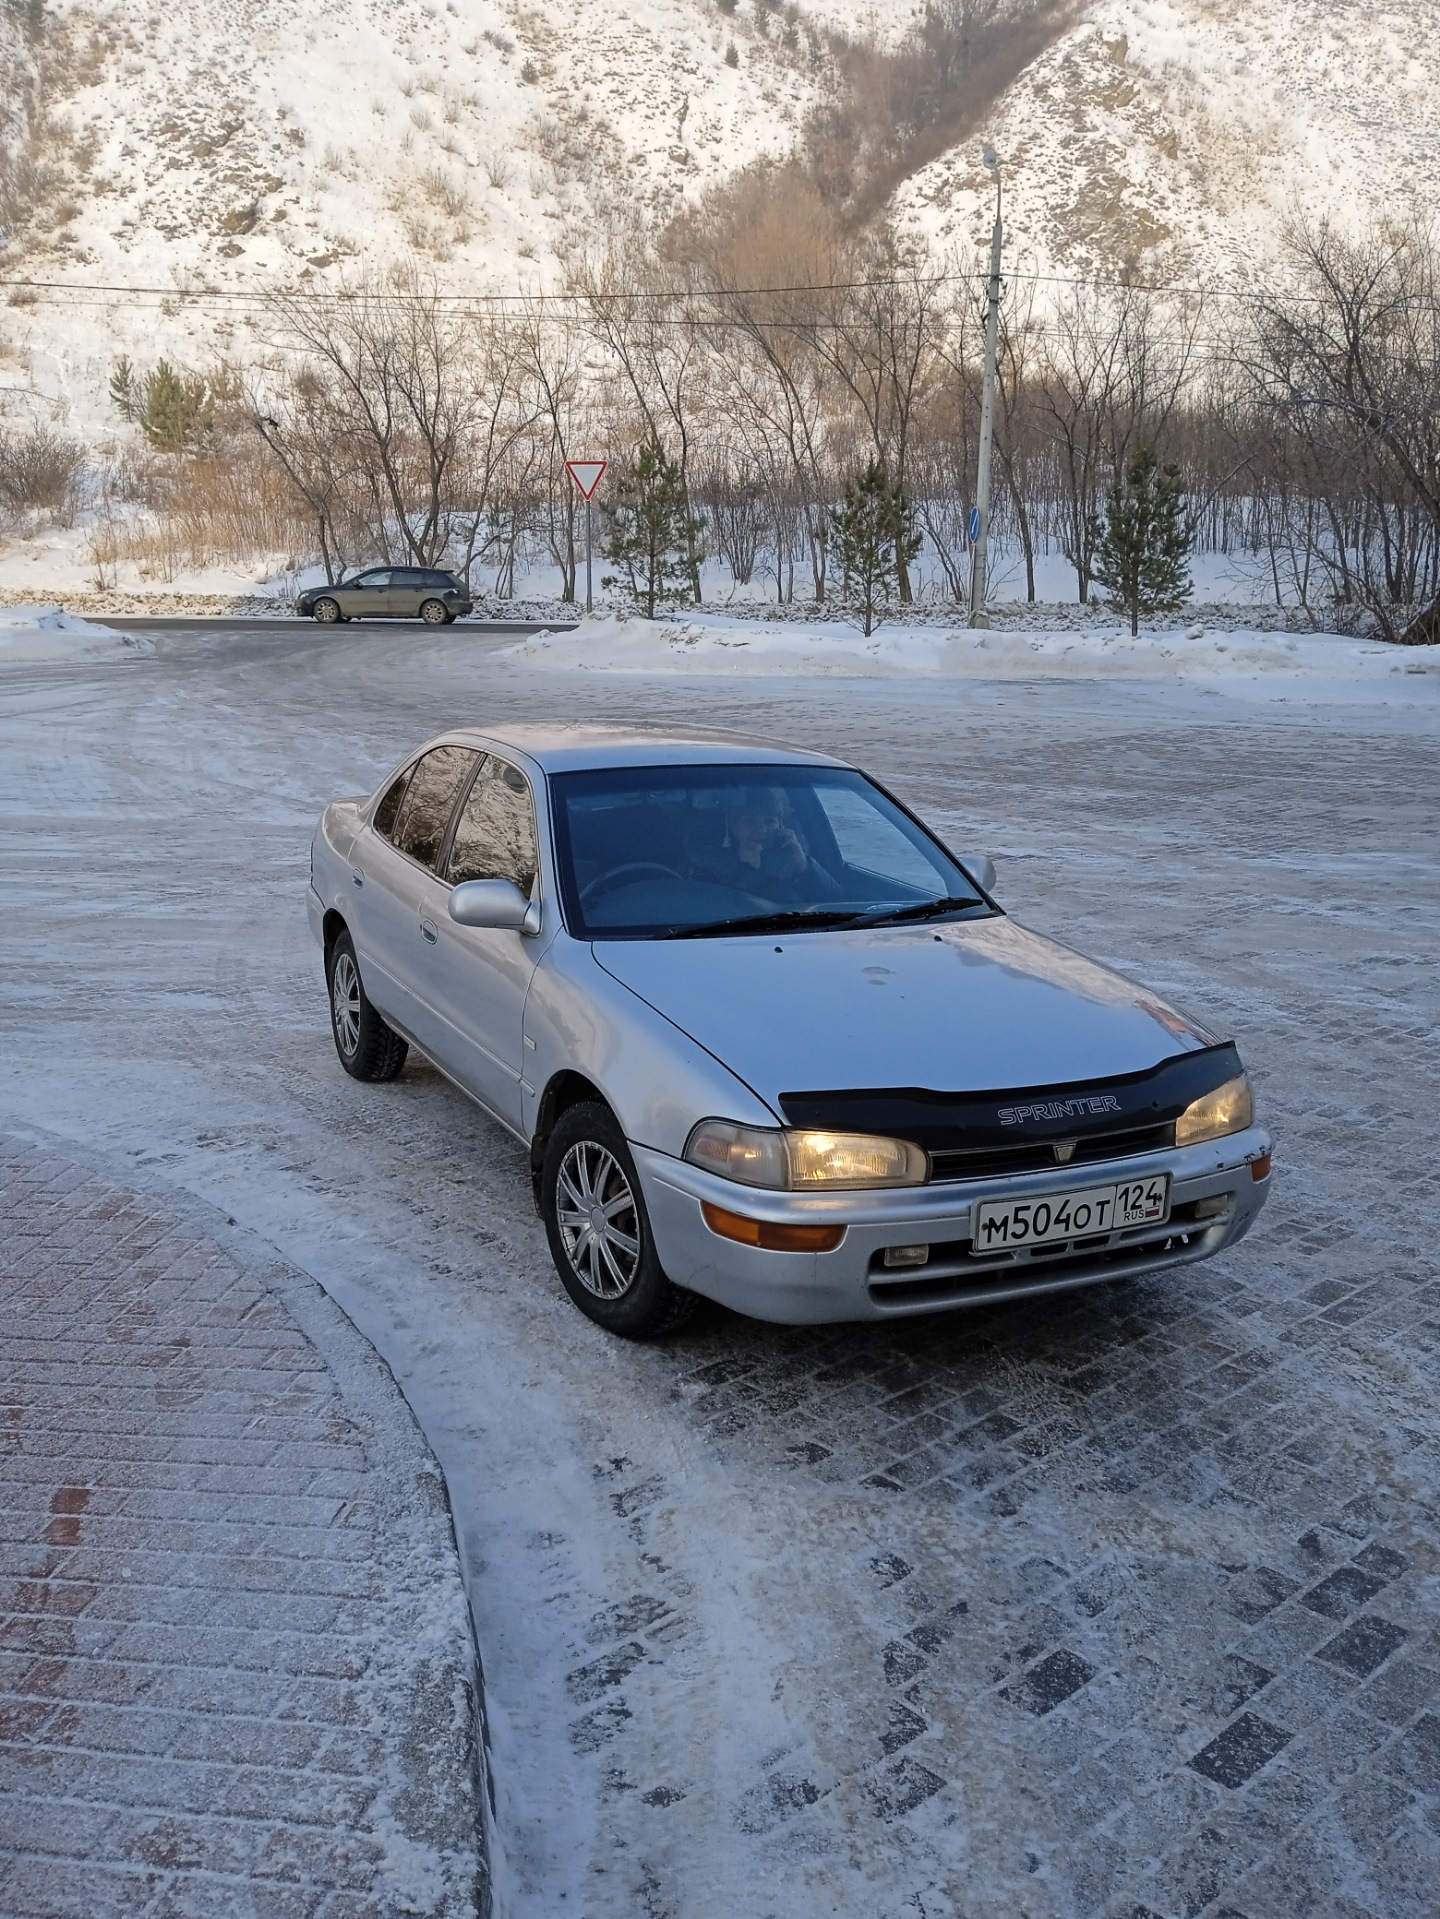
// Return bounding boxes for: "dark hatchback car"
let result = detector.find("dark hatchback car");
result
[298,567,473,624]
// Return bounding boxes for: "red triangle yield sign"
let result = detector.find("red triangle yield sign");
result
[565,459,607,499]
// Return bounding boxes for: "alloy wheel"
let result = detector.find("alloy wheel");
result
[331,951,361,1058]
[555,1141,641,1299]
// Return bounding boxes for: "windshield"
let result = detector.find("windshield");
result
[550,763,994,940]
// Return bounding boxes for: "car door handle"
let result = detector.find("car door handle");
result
[420,917,438,944]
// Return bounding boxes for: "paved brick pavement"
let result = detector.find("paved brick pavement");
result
[0,1138,487,1919]
[638,1189,1440,1916]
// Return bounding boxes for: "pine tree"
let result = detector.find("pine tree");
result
[602,438,703,619]
[108,358,215,453]
[829,460,922,637]
[1090,444,1193,636]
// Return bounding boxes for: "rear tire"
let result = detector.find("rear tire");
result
[326,930,408,1081]
[420,598,448,625]
[542,1103,697,1339]
[313,597,341,624]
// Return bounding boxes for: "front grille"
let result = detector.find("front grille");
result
[868,1225,1210,1306]
[865,1197,1230,1309]
[927,1121,1174,1182]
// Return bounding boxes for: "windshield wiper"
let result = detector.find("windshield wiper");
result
[661,906,870,940]
[853,894,984,928]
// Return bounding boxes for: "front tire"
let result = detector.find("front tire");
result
[326,930,408,1081]
[420,598,449,625]
[542,1103,697,1338]
[313,597,342,624]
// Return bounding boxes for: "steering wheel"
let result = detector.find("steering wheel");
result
[580,861,682,907]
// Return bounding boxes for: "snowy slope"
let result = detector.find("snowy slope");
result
[4,0,1439,440]
[897,0,1440,283]
[1,0,874,431]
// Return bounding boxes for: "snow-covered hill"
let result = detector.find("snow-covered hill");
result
[2,0,1439,437]
[1,0,875,429]
[898,0,1440,284]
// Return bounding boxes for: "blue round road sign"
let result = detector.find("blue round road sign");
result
[968,505,982,543]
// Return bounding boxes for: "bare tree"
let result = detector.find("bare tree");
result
[575,238,709,601]
[799,237,949,601]
[1038,280,1201,602]
[1244,217,1440,641]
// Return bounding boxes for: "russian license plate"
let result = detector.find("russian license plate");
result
[973,1174,1170,1253]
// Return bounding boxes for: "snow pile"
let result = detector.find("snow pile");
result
[497,613,1440,706]
[0,605,145,663]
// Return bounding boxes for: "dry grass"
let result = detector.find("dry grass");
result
[419,166,472,220]
[93,445,314,583]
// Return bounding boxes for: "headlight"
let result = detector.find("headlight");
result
[684,1120,927,1190]
[1175,1074,1254,1147]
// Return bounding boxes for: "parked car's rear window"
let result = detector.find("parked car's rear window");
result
[373,764,414,838]
[550,764,989,940]
[391,746,479,871]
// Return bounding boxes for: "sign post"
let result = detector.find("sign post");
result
[565,460,608,613]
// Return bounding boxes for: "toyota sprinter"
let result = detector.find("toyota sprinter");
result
[308,727,1272,1337]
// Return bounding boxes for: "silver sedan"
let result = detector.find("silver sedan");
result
[308,726,1272,1338]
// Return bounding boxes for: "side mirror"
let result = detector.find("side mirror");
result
[960,854,997,896]
[449,878,541,934]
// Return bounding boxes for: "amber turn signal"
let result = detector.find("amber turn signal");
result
[1249,1154,1272,1182]
[701,1202,845,1253]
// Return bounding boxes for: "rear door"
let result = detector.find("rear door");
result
[425,755,543,1128]
[354,744,479,1047]
[389,569,426,618]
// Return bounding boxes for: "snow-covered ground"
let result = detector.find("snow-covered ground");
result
[1,621,1437,1916]
[0,524,1362,616]
[502,612,1440,711]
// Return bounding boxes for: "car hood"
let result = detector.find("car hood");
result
[593,916,1216,1114]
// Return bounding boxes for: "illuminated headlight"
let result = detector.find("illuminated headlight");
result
[1175,1074,1254,1147]
[684,1120,928,1190]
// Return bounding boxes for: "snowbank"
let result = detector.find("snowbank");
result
[496,613,1440,706]
[0,605,147,664]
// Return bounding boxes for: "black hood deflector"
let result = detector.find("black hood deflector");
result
[779,1043,1243,1152]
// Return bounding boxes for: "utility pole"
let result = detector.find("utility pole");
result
[969,148,1003,629]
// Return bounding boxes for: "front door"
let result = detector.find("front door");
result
[424,754,544,1130]
[352,744,479,1048]
[336,568,394,619]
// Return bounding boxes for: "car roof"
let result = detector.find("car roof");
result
[441,723,852,774]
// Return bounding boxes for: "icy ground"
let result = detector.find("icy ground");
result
[1,624,1438,1916]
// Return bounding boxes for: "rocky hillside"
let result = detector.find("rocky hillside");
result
[2,0,1438,434]
[898,0,1440,282]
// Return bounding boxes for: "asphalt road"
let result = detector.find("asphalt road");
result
[1,621,1437,1918]
[100,615,575,634]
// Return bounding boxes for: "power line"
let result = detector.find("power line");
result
[0,264,1402,310]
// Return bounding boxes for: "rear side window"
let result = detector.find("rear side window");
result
[373,764,414,838]
[446,756,538,894]
[391,745,480,871]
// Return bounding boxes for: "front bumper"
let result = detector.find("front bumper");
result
[635,1128,1273,1325]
